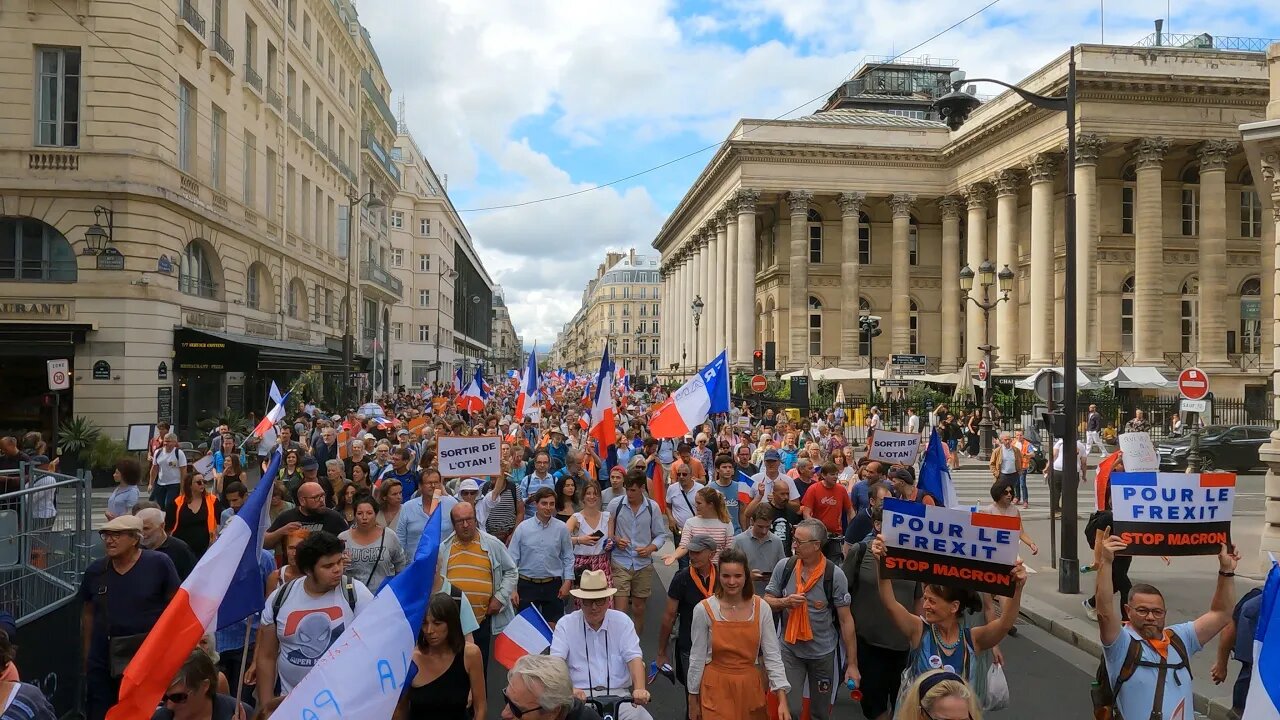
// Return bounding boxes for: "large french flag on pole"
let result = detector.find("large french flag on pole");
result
[1244,557,1280,719]
[251,385,289,439]
[457,366,488,413]
[269,504,444,718]
[106,451,284,719]
[515,349,541,424]
[649,350,730,439]
[589,347,616,453]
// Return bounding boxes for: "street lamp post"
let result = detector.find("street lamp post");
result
[343,192,384,411]
[959,261,1015,461]
[936,46,1081,593]
[690,295,705,374]
[433,268,460,384]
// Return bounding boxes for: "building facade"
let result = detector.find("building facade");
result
[655,41,1275,401]
[489,288,524,377]
[0,0,406,441]
[552,249,661,383]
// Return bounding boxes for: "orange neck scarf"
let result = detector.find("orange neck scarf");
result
[783,555,826,644]
[691,565,717,598]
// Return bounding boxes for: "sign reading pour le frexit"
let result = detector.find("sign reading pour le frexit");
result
[880,498,1021,597]
[1110,472,1235,556]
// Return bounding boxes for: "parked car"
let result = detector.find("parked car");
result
[1156,425,1274,472]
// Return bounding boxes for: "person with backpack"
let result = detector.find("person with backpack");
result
[844,506,920,720]
[764,519,860,720]
[1212,585,1264,718]
[868,533,1026,708]
[1092,529,1238,720]
[254,531,375,704]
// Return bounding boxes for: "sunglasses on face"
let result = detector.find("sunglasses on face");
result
[503,691,538,718]
[162,691,190,704]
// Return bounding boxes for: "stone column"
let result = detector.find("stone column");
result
[890,193,916,354]
[713,212,728,360]
[993,171,1021,371]
[838,192,866,367]
[724,203,739,363]
[691,232,705,363]
[1027,154,1058,367]
[1075,133,1105,365]
[658,267,667,372]
[940,195,963,371]
[962,184,989,368]
[735,189,760,368]
[1134,137,1170,366]
[700,224,714,361]
[1199,139,1236,367]
[678,250,689,369]
[787,190,813,366]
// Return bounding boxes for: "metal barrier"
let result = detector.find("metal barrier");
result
[0,464,93,716]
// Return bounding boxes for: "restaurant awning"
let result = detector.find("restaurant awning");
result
[174,327,365,373]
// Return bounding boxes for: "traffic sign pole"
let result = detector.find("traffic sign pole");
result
[1178,368,1210,473]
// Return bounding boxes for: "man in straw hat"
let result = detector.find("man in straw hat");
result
[550,569,652,719]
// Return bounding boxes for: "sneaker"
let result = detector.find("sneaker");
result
[1082,598,1098,622]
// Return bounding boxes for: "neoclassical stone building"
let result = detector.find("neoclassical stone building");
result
[655,42,1274,400]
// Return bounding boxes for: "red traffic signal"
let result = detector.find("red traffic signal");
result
[752,349,764,373]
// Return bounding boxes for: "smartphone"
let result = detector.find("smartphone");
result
[590,530,605,539]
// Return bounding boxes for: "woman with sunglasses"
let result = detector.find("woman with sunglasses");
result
[896,669,983,720]
[151,649,248,720]
[394,593,486,720]
[166,472,221,559]
[982,482,1039,556]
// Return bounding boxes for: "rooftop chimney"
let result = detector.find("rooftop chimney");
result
[1154,19,1163,46]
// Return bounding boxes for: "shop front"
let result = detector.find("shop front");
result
[0,300,89,442]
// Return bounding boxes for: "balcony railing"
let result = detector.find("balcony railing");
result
[266,86,284,112]
[1230,353,1262,371]
[287,107,300,129]
[178,275,218,299]
[361,326,376,341]
[1163,352,1199,370]
[212,30,234,64]
[244,65,263,91]
[360,69,397,133]
[180,0,206,36]
[361,130,401,186]
[1097,351,1134,371]
[360,261,403,298]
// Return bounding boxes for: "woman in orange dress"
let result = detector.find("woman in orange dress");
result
[686,548,791,720]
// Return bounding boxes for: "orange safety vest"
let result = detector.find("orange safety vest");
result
[172,492,218,541]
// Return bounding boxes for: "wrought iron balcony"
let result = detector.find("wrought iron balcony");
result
[360,260,403,299]
[1163,352,1199,370]
[244,65,263,92]
[266,86,284,112]
[361,130,401,186]
[180,0,206,36]
[212,31,234,64]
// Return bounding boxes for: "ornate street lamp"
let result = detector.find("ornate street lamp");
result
[960,261,1015,462]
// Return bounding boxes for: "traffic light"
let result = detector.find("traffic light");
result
[753,349,764,373]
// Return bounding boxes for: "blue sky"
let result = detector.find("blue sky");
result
[360,0,1280,348]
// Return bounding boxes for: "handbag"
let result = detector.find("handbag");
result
[101,579,148,678]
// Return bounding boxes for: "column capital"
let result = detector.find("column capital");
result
[786,190,814,215]
[733,188,760,214]
[960,183,989,210]
[1074,132,1107,165]
[991,170,1020,197]
[1133,136,1171,170]
[1024,153,1058,184]
[1198,139,1239,172]
[889,193,916,218]
[937,195,963,219]
[837,191,866,217]
[714,209,729,232]
[720,198,738,223]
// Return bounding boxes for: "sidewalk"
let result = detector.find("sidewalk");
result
[1015,512,1266,720]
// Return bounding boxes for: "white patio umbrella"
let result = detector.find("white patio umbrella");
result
[952,363,976,402]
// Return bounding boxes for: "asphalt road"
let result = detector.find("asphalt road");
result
[479,575,1101,720]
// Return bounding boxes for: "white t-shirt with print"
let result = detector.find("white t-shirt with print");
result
[260,578,375,693]
[153,448,187,486]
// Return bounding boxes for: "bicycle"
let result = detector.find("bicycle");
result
[583,693,638,720]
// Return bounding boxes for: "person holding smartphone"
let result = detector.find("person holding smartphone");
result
[567,480,611,609]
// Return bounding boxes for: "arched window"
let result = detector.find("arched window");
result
[858,297,873,357]
[1121,164,1136,235]
[1240,169,1263,239]
[1181,276,1199,353]
[0,217,76,281]
[908,216,919,266]
[808,208,823,263]
[808,296,823,357]
[909,299,919,354]
[287,278,307,320]
[245,262,272,310]
[857,212,872,264]
[1121,276,1135,352]
[1240,277,1262,354]
[763,297,776,351]
[179,240,217,298]
[1180,164,1200,237]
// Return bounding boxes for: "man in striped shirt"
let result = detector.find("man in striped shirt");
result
[438,501,518,673]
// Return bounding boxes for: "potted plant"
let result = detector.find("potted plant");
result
[85,435,127,488]
[56,416,101,477]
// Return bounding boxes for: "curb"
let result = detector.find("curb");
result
[1017,594,1237,720]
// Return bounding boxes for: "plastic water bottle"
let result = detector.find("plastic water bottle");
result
[846,678,863,701]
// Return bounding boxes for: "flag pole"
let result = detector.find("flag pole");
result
[233,620,254,707]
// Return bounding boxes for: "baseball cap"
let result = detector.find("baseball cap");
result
[687,534,718,553]
[363,433,376,440]
[763,449,781,462]
[458,478,481,493]
[300,456,319,470]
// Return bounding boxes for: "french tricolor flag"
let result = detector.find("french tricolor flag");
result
[1244,557,1280,719]
[516,349,541,424]
[494,606,554,669]
[589,347,616,452]
[457,366,489,413]
[736,471,755,504]
[452,366,465,395]
[649,350,730,439]
[268,498,444,718]
[251,383,289,439]
[106,451,284,719]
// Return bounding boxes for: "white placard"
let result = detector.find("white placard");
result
[1180,399,1208,413]
[1117,432,1159,472]
[192,453,217,478]
[437,435,502,478]
[46,358,70,390]
[126,424,155,452]
[867,430,921,465]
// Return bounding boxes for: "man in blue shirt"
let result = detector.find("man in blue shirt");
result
[706,454,745,533]
[546,428,570,469]
[509,487,574,624]
[607,471,669,634]
[396,471,456,557]
[519,451,557,515]
[379,447,421,500]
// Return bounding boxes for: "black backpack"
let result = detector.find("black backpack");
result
[1090,630,1191,720]
[271,576,358,631]
[776,557,838,626]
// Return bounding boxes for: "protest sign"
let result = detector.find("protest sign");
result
[867,430,921,465]
[880,498,1021,597]
[437,435,501,477]
[1110,472,1235,556]
[192,453,217,478]
[1117,432,1159,472]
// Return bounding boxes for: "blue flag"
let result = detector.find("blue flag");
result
[918,428,957,508]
